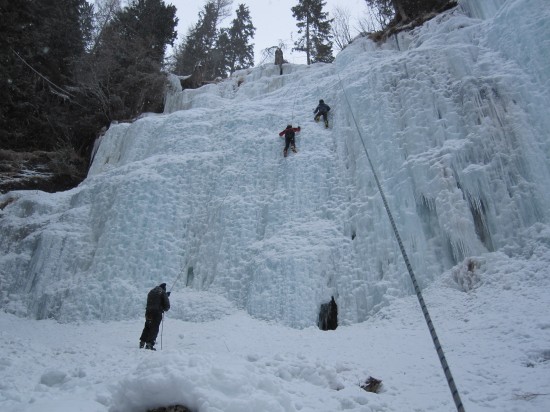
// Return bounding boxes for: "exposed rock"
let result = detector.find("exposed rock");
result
[361,376,382,393]
[368,1,458,43]
[0,149,87,194]
[148,405,193,412]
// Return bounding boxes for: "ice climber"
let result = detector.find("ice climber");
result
[275,47,284,75]
[139,282,171,350]
[314,99,331,128]
[278,124,301,157]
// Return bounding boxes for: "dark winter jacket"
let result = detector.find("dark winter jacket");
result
[275,48,283,66]
[314,102,331,115]
[145,285,170,314]
[279,126,301,138]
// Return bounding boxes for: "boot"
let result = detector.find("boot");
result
[283,149,288,157]
[324,120,329,128]
[291,146,297,153]
[139,340,145,349]
[145,343,156,351]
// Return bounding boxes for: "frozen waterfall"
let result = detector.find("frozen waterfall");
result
[1,0,549,328]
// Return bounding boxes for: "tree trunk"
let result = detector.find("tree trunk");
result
[391,0,409,23]
[306,13,311,65]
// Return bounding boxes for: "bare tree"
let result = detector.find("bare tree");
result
[331,6,352,51]
[362,0,394,32]
[259,41,287,65]
[89,0,121,52]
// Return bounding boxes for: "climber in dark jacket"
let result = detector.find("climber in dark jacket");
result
[314,99,331,128]
[275,47,284,75]
[139,283,171,350]
[278,124,301,157]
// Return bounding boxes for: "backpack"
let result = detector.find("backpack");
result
[318,103,330,114]
[285,129,295,139]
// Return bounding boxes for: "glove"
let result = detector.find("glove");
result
[166,291,171,297]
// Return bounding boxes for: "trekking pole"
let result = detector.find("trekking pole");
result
[160,313,164,350]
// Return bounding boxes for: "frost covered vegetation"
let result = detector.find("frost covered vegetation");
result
[1,0,550,411]
[1,0,257,193]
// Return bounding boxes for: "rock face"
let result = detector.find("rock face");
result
[148,405,193,412]
[0,149,86,194]
[180,62,205,90]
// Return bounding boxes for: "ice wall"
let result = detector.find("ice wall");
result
[1,0,549,327]
[331,0,550,293]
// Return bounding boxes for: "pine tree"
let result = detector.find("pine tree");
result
[225,4,255,74]
[212,29,231,79]
[115,0,178,64]
[174,3,217,76]
[173,0,232,80]
[291,0,334,65]
[88,0,122,53]
[88,0,177,118]
[0,0,91,151]
[212,3,255,78]
[1,0,179,192]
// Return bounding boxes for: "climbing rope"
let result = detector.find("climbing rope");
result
[291,94,298,124]
[337,72,466,412]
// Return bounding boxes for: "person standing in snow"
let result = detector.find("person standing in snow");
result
[275,47,284,75]
[139,283,170,350]
[314,99,331,128]
[278,124,301,157]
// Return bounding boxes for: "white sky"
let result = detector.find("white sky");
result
[168,0,369,65]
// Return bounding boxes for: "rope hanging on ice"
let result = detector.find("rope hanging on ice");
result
[337,72,466,412]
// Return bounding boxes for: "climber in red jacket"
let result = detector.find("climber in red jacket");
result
[278,124,301,157]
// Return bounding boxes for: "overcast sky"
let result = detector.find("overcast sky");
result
[168,0,370,65]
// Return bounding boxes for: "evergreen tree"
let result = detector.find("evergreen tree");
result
[88,0,122,53]
[175,2,218,76]
[116,0,177,64]
[291,0,334,65]
[173,0,232,80]
[211,3,255,78]
[88,0,177,118]
[1,0,178,192]
[364,0,394,27]
[0,0,90,151]
[213,29,231,78]
[225,4,255,74]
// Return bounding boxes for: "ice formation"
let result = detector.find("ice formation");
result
[1,0,549,329]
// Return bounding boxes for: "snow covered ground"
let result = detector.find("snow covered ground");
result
[2,254,550,412]
[1,0,550,410]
